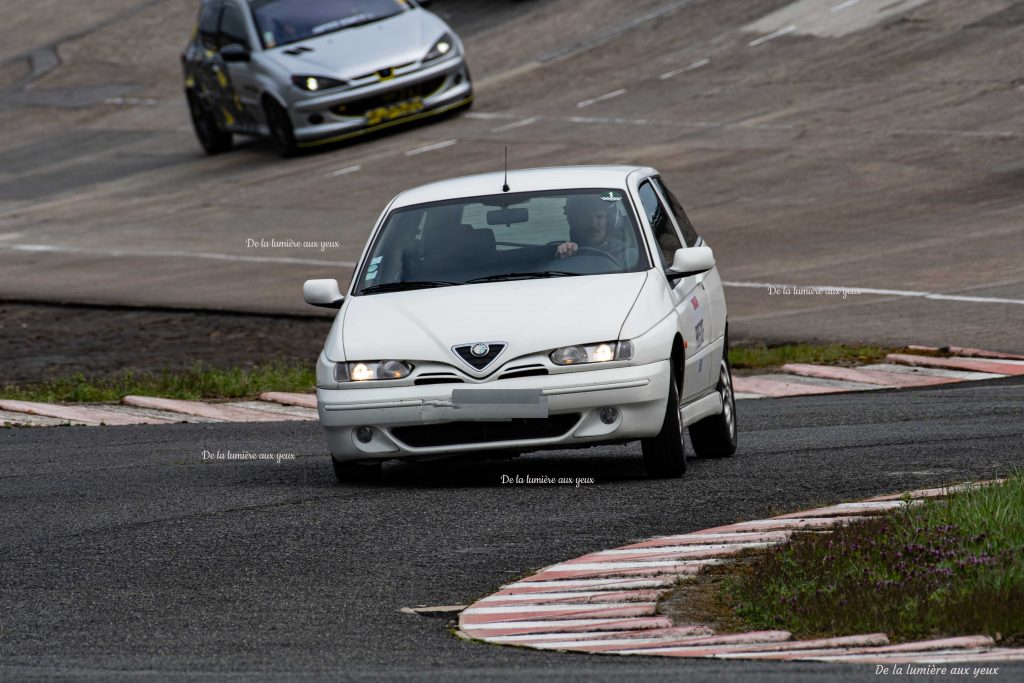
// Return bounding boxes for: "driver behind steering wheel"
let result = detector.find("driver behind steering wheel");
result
[555,194,624,263]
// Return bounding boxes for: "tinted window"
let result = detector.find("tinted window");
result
[198,3,222,51]
[354,189,649,294]
[220,4,250,49]
[653,177,699,247]
[251,0,411,49]
[638,181,681,268]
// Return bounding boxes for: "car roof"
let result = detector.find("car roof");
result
[391,165,655,207]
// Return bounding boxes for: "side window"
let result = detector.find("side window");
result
[638,181,682,268]
[653,177,700,247]
[219,4,250,50]
[198,3,221,52]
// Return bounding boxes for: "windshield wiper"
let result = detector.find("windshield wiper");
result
[361,280,459,294]
[336,15,387,30]
[465,271,581,283]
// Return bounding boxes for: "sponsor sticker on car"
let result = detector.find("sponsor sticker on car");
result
[366,97,424,125]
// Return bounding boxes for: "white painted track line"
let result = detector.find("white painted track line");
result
[831,0,861,12]
[491,117,539,133]
[576,89,626,109]
[748,24,796,47]
[723,280,1024,306]
[326,164,361,177]
[659,58,710,80]
[0,243,351,268]
[405,139,458,156]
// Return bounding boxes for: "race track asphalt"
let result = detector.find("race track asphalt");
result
[2,377,1022,681]
[2,0,1022,351]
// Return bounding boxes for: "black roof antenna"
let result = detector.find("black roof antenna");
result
[502,147,510,193]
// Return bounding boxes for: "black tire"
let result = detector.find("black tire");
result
[689,354,738,458]
[264,99,298,158]
[332,458,381,483]
[187,91,233,155]
[641,370,687,478]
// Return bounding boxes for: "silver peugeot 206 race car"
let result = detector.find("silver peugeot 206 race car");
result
[304,166,738,482]
[182,0,473,157]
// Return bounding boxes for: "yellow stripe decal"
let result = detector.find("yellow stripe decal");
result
[297,96,473,148]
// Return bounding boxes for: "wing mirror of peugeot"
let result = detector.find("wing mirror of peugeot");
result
[303,279,345,309]
[219,43,251,63]
[667,246,715,281]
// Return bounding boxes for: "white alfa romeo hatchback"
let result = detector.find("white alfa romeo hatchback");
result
[304,166,737,481]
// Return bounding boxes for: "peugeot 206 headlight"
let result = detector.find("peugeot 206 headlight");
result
[423,34,456,62]
[335,360,413,382]
[291,75,346,92]
[550,341,634,366]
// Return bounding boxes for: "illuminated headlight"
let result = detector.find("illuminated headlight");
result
[291,75,346,91]
[550,341,633,366]
[424,34,456,62]
[335,360,413,382]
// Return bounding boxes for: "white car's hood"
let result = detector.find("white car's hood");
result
[334,273,649,368]
[263,10,446,81]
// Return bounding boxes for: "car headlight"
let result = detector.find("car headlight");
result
[335,360,413,382]
[550,341,633,366]
[291,75,346,92]
[423,34,456,62]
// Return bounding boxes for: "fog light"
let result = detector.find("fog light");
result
[598,407,619,425]
[355,426,374,443]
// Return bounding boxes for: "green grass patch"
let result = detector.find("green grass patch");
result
[729,343,893,370]
[0,363,315,403]
[726,474,1024,643]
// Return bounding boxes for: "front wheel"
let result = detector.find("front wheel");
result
[689,355,738,458]
[187,91,233,155]
[264,99,298,158]
[640,373,687,478]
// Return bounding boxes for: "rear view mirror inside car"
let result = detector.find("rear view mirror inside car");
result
[487,208,529,225]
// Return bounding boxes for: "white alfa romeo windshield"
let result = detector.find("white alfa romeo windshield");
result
[354,189,650,296]
[251,0,410,49]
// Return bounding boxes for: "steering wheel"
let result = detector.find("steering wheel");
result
[574,246,621,266]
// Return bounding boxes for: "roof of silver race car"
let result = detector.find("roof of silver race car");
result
[390,165,656,208]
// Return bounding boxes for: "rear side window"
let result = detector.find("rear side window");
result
[198,3,222,51]
[638,181,681,268]
[653,177,700,247]
[219,4,250,49]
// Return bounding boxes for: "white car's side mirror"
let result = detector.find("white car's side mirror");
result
[667,246,715,280]
[303,279,345,308]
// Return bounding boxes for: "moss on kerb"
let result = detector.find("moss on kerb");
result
[728,342,894,371]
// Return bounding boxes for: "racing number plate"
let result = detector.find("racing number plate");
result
[450,389,549,419]
[366,97,424,125]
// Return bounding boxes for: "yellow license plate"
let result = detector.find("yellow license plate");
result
[366,97,424,125]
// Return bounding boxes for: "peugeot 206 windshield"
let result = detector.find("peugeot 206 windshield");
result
[251,0,410,49]
[354,189,650,296]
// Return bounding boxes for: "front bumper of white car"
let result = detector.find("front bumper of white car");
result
[317,360,671,463]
